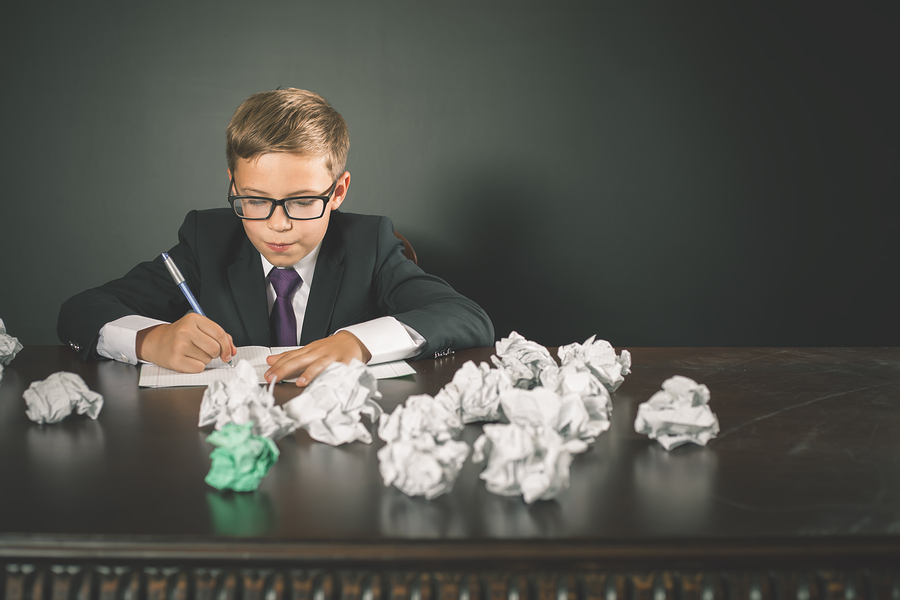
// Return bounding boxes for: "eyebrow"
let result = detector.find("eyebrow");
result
[240,187,320,197]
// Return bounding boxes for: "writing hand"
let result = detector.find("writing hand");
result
[136,313,236,373]
[264,330,372,387]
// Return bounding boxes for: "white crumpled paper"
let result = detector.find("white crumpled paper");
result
[434,360,513,423]
[540,363,613,437]
[498,387,600,451]
[634,375,719,450]
[490,332,556,389]
[282,359,383,446]
[23,372,104,424]
[557,335,631,392]
[377,395,468,498]
[473,423,581,504]
[379,394,463,443]
[378,434,470,499]
[199,360,297,440]
[0,317,23,367]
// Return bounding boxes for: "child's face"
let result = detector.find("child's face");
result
[229,153,348,267]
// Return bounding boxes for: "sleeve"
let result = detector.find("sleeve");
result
[338,316,425,364]
[370,217,495,359]
[57,211,203,361]
[96,315,169,364]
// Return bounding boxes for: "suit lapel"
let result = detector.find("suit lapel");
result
[300,221,345,345]
[227,238,271,346]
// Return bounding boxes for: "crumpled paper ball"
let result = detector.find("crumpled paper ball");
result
[490,332,557,389]
[378,434,470,499]
[282,359,383,445]
[634,375,719,450]
[205,422,280,492]
[472,423,581,504]
[0,317,23,367]
[557,335,631,392]
[199,360,297,440]
[378,394,463,444]
[434,360,513,423]
[23,372,104,424]
[377,395,469,499]
[540,363,613,438]
[497,387,595,452]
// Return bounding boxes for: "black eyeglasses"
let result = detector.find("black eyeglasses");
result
[227,177,339,220]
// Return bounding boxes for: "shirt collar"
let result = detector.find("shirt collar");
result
[259,242,322,287]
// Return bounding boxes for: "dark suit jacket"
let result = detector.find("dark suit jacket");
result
[58,209,494,361]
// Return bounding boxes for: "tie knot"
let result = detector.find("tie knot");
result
[269,268,302,298]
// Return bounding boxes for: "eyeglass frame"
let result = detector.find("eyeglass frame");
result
[227,176,340,220]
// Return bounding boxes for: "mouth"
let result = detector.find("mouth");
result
[265,243,294,253]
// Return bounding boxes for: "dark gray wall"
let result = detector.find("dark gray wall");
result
[1,2,897,348]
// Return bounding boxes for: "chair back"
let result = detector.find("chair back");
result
[393,231,418,265]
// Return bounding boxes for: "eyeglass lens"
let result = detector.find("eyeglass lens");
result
[234,198,326,219]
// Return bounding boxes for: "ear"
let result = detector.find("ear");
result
[329,171,351,211]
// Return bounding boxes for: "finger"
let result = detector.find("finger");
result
[266,347,314,369]
[264,352,292,381]
[293,357,333,387]
[195,317,235,361]
[265,352,317,384]
[168,354,208,374]
[174,343,216,370]
[206,324,235,362]
[187,330,223,362]
[265,359,307,384]
[165,327,217,365]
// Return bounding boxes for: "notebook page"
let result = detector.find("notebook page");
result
[139,346,276,387]
[369,360,416,379]
[139,346,413,387]
[140,365,234,388]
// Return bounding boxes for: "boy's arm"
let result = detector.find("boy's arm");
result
[96,315,168,364]
[135,313,235,372]
[59,215,196,360]
[95,313,236,373]
[265,330,371,386]
[369,217,495,359]
[264,316,424,386]
[58,210,231,364]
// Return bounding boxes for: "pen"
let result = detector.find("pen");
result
[160,252,234,368]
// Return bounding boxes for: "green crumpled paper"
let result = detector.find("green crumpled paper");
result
[205,422,279,492]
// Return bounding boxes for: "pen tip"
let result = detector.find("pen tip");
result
[161,252,169,260]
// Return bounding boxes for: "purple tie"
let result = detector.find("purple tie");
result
[268,268,303,347]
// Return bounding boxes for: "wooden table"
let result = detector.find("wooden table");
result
[1,346,898,599]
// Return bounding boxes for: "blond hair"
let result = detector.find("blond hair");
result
[226,88,349,179]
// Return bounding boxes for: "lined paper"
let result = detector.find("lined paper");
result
[138,346,415,387]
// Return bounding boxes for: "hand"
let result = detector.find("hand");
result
[136,313,236,373]
[264,330,372,387]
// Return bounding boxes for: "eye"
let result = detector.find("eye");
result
[286,199,316,208]
[245,199,271,208]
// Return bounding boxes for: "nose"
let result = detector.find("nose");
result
[267,203,293,232]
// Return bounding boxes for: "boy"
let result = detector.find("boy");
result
[58,89,494,386]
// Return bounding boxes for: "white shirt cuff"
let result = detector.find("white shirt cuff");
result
[338,316,425,364]
[97,315,168,365]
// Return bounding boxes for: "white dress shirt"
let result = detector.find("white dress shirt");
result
[97,242,425,365]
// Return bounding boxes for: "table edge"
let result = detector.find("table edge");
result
[2,537,899,563]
